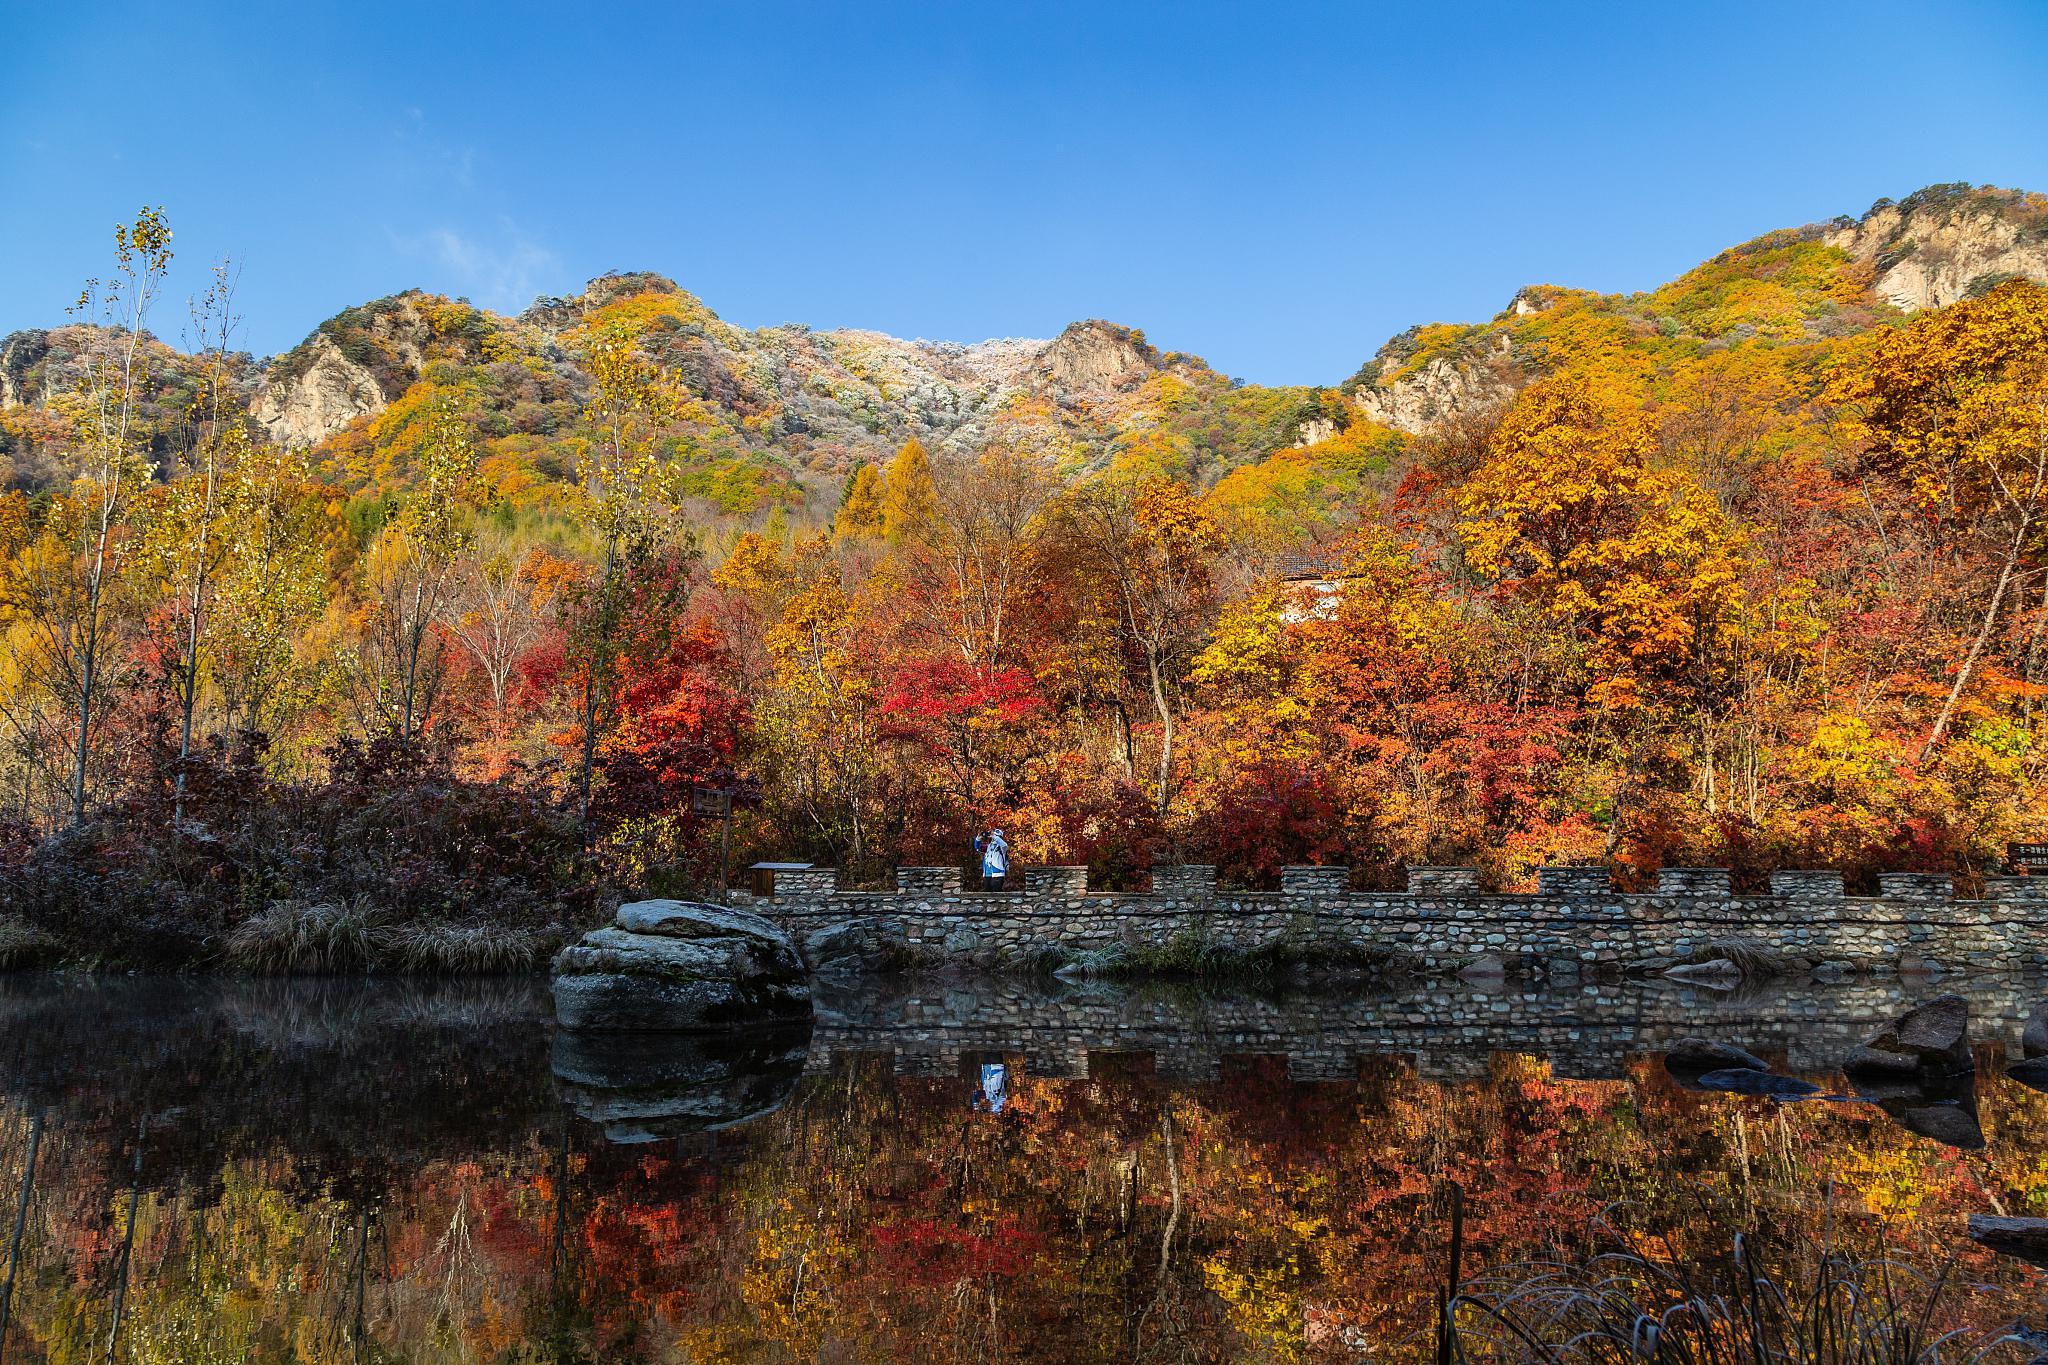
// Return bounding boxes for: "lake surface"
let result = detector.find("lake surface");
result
[3,972,2048,1361]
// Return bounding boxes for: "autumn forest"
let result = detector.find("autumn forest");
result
[3,185,2048,965]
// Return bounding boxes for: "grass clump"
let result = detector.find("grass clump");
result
[1685,934,1799,979]
[225,900,549,976]
[0,914,58,969]
[1448,1223,2013,1363]
[226,900,389,973]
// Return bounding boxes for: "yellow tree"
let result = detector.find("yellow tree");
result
[1459,375,1754,829]
[1829,280,2048,758]
[1056,475,1223,821]
[832,462,885,543]
[567,319,700,831]
[760,536,879,867]
[881,438,939,545]
[210,441,329,751]
[359,394,477,742]
[45,208,173,824]
[138,259,245,822]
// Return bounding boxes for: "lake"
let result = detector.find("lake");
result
[2,972,2046,1361]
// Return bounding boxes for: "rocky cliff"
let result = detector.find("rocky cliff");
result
[1823,184,2048,311]
[252,333,390,447]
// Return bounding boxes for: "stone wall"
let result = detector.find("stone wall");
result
[806,975,2044,1083]
[736,862,2048,979]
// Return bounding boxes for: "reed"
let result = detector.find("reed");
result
[224,900,550,975]
[0,917,55,970]
[1445,1223,2013,1363]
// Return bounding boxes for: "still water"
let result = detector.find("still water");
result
[2,972,2047,1362]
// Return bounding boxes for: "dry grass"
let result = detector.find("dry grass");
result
[385,922,553,974]
[225,900,550,975]
[1447,1225,2014,1363]
[226,899,388,973]
[1687,934,1800,979]
[0,914,58,969]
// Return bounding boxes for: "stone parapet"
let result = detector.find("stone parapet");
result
[1281,865,1351,896]
[1879,873,1955,900]
[1771,870,1845,898]
[1656,867,1732,896]
[749,861,2021,979]
[1151,864,1219,897]
[1537,865,1614,896]
[898,866,964,894]
[1024,866,1089,895]
[1406,866,1482,894]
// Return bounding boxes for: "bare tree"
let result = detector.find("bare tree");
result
[439,527,557,757]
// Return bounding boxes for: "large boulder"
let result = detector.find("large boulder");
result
[1842,994,1974,1078]
[802,919,902,978]
[2023,1003,2048,1059]
[553,899,811,1032]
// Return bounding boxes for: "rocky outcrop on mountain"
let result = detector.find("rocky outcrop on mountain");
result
[1040,320,1162,391]
[0,331,51,409]
[12,182,2048,496]
[252,333,390,447]
[1825,184,2048,311]
[1350,341,1519,434]
[251,293,455,447]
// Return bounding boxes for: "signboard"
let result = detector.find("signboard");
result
[2011,842,2048,873]
[691,786,732,817]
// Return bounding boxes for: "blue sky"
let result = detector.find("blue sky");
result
[4,1,2046,384]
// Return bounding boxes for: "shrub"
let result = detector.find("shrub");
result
[5,732,598,969]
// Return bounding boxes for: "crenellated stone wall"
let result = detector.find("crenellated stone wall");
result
[734,862,2048,979]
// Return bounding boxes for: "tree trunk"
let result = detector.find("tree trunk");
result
[1145,647,1174,822]
[1920,517,2030,761]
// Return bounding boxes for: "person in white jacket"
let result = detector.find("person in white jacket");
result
[975,828,1010,892]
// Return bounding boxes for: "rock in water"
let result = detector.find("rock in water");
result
[2023,1004,2048,1059]
[553,899,811,1032]
[1458,953,1507,984]
[1842,994,1973,1077]
[802,919,899,978]
[552,1027,809,1142]
[1969,1215,2048,1267]
[1884,1100,1986,1150]
[1663,1038,1769,1073]
[1688,1069,1822,1098]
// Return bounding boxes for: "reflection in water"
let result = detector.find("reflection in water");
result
[0,972,2046,1360]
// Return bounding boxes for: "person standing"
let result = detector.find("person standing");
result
[975,827,1010,892]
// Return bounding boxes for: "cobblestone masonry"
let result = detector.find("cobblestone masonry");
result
[806,975,2047,1083]
[735,862,2048,978]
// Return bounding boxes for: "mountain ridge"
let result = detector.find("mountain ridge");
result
[4,183,2047,520]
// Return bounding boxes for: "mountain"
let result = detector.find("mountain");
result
[1344,183,2048,433]
[4,183,2047,523]
[175,269,1332,520]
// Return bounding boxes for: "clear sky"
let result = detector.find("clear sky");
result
[4,1,2046,385]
